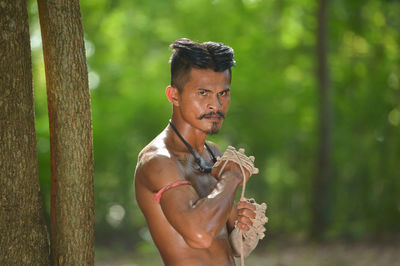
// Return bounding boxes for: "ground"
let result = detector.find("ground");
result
[95,239,399,266]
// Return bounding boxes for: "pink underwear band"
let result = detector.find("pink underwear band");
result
[152,180,192,204]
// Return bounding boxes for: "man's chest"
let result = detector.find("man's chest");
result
[175,152,219,198]
[185,172,218,198]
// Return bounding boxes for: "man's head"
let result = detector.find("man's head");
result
[169,38,235,92]
[168,39,235,135]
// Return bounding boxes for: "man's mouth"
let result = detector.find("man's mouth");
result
[198,111,225,120]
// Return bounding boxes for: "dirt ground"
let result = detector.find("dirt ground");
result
[95,239,400,266]
[244,240,399,266]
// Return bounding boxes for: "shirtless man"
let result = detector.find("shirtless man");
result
[135,38,258,266]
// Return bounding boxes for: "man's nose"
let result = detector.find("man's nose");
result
[208,94,222,110]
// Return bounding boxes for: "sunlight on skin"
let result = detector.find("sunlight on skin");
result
[150,131,172,158]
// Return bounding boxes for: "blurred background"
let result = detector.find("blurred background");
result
[27,0,399,265]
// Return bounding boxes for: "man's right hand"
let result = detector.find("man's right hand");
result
[211,160,251,185]
[211,146,258,185]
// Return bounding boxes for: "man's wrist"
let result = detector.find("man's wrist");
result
[219,169,242,186]
[221,163,244,179]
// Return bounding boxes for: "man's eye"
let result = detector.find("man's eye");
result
[219,90,229,96]
[199,90,207,96]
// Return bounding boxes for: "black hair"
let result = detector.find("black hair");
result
[169,38,236,91]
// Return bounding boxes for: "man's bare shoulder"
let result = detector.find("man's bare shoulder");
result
[135,131,184,193]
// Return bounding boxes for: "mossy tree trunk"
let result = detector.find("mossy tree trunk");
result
[37,0,95,264]
[0,1,50,264]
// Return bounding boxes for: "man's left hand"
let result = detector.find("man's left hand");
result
[235,199,256,231]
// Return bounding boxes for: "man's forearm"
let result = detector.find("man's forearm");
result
[190,172,241,238]
[226,205,237,233]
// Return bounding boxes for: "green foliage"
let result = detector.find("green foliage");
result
[27,0,399,248]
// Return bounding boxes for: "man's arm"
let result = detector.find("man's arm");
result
[137,154,247,249]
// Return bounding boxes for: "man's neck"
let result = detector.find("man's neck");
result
[169,117,207,152]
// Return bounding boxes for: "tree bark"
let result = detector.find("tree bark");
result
[0,1,50,264]
[37,0,95,264]
[311,0,332,239]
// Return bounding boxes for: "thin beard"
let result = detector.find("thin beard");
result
[203,122,220,135]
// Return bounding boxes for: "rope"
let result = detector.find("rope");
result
[214,146,259,266]
[235,151,246,266]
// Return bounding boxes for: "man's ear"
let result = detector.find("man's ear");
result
[166,86,180,106]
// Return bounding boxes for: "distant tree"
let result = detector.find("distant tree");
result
[0,1,50,264]
[311,0,332,239]
[37,0,95,264]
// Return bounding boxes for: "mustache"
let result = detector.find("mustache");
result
[198,111,225,120]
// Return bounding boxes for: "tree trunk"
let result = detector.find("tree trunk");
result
[311,0,332,239]
[37,0,95,264]
[0,1,50,264]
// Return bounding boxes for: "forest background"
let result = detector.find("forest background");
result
[26,0,399,265]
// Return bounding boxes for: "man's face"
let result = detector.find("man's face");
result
[177,68,231,135]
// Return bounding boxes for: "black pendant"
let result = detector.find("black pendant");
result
[169,121,217,173]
